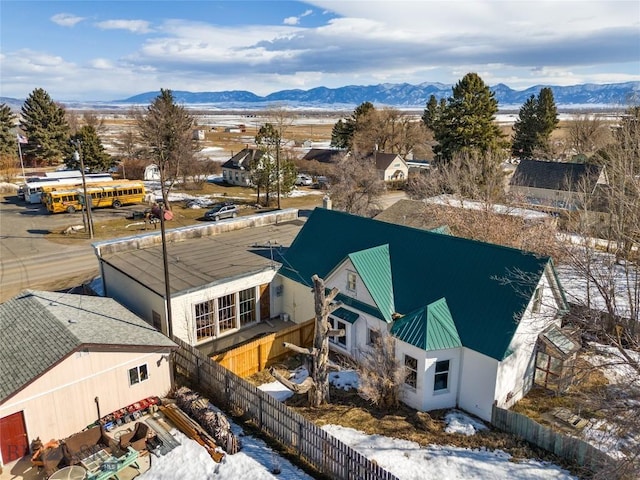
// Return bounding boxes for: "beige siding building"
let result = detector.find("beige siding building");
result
[0,291,176,468]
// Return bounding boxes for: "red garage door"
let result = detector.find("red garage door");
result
[0,411,28,464]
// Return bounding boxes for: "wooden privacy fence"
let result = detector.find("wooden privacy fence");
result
[491,404,617,475]
[173,336,399,480]
[212,319,315,378]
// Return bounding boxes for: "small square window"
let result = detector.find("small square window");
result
[128,364,149,386]
[368,328,381,346]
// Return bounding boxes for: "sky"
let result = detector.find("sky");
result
[1,0,639,102]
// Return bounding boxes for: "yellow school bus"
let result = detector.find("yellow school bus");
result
[44,181,146,214]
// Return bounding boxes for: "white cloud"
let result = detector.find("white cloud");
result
[51,13,85,27]
[89,58,114,70]
[95,19,152,34]
[283,8,314,25]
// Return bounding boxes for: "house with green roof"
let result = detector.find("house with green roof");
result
[277,208,567,421]
[0,290,176,467]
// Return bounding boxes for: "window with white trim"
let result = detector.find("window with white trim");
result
[218,293,236,333]
[404,355,418,388]
[347,271,357,292]
[239,287,256,326]
[368,328,381,346]
[532,286,543,313]
[195,300,216,340]
[328,317,347,347]
[128,364,148,386]
[434,360,450,391]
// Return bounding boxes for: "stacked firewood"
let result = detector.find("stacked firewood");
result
[160,404,225,462]
[174,386,241,455]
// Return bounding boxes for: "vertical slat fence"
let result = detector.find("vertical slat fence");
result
[173,336,398,480]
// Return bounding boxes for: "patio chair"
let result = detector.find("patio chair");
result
[118,422,149,451]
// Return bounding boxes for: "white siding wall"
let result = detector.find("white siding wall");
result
[0,350,172,445]
[102,263,166,333]
[280,276,315,323]
[395,342,460,412]
[325,259,376,307]
[495,268,562,409]
[457,348,498,421]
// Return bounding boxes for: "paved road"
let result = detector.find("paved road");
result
[0,196,98,302]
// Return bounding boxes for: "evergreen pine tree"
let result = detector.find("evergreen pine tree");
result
[511,95,539,159]
[431,73,502,161]
[0,104,17,157]
[536,87,559,155]
[421,95,441,131]
[511,87,559,159]
[67,125,113,172]
[329,101,375,149]
[20,88,70,165]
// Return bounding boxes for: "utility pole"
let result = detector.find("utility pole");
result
[159,203,173,339]
[72,140,94,239]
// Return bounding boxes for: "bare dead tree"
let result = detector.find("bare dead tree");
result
[568,114,613,157]
[270,275,343,406]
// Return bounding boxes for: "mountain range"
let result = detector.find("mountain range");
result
[119,81,639,109]
[2,81,638,110]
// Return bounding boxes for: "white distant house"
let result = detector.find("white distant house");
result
[221,148,273,186]
[372,153,409,182]
[0,290,176,468]
[144,164,161,181]
[277,208,569,422]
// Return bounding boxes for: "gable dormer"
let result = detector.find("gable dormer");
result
[325,244,396,323]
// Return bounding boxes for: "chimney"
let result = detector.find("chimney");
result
[323,194,332,210]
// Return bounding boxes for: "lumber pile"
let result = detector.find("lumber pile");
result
[174,386,240,454]
[160,404,225,463]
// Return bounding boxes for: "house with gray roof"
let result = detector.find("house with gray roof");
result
[509,159,608,211]
[94,210,304,354]
[0,290,176,467]
[277,208,568,422]
[221,147,272,186]
[301,148,348,164]
[372,152,409,182]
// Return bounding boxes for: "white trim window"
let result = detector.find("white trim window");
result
[218,293,236,334]
[367,328,381,346]
[328,317,347,348]
[129,364,148,386]
[404,355,418,388]
[347,271,357,292]
[195,300,216,340]
[532,286,543,313]
[239,287,257,327]
[434,360,450,392]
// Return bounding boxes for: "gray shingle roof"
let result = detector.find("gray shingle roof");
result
[302,148,347,163]
[510,159,603,192]
[221,148,265,171]
[0,290,176,403]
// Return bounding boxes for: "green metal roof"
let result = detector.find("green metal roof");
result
[334,292,386,321]
[391,298,462,351]
[348,244,395,323]
[331,307,360,324]
[280,208,556,361]
[428,225,452,235]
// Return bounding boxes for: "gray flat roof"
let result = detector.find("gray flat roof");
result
[100,219,305,296]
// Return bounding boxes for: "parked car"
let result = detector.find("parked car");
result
[313,176,331,190]
[204,202,238,221]
[295,174,313,186]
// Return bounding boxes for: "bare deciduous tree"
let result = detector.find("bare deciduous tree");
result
[329,154,385,216]
[356,331,406,408]
[568,114,613,156]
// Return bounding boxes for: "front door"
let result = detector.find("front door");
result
[259,284,270,321]
[0,411,29,464]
